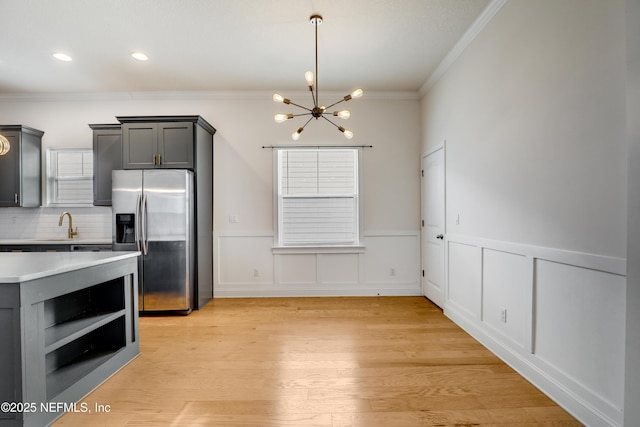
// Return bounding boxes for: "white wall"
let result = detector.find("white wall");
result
[625,0,640,425]
[421,0,627,425]
[423,0,626,257]
[0,91,422,295]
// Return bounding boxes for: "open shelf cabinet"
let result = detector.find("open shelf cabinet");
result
[0,254,139,427]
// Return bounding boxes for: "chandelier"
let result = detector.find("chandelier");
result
[273,14,363,141]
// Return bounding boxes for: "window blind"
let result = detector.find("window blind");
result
[278,149,358,245]
[49,150,93,204]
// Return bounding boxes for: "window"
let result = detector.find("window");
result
[46,149,93,206]
[277,148,360,246]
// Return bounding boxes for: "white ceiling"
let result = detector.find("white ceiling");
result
[0,0,491,95]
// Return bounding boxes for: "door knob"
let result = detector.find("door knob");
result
[436,234,444,240]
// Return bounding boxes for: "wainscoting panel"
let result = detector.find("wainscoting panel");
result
[444,234,626,427]
[216,234,274,286]
[317,253,359,285]
[534,259,626,422]
[214,231,421,297]
[482,249,530,350]
[362,233,419,285]
[447,241,482,319]
[275,254,317,286]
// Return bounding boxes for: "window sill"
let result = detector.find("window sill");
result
[272,245,365,255]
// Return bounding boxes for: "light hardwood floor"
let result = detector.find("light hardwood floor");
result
[54,297,581,426]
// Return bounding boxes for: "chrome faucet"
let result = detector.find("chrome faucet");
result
[59,211,78,239]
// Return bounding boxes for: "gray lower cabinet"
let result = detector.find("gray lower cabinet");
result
[0,244,111,252]
[120,121,193,169]
[0,126,44,207]
[90,124,122,206]
[0,245,70,252]
[0,256,139,427]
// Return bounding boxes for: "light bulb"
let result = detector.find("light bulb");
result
[333,110,350,119]
[273,94,284,103]
[343,89,363,101]
[0,134,10,156]
[274,114,293,123]
[305,71,314,87]
[338,127,354,139]
[292,127,304,141]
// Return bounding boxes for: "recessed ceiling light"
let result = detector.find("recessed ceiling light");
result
[53,53,72,62]
[131,52,148,61]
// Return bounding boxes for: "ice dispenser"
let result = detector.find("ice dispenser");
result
[115,213,135,244]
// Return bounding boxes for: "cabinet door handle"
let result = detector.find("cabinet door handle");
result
[152,155,157,166]
[14,193,18,204]
[158,154,161,165]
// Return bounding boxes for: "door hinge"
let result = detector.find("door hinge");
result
[421,169,424,177]
[422,269,425,277]
[421,219,424,227]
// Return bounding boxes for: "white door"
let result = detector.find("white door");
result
[422,147,445,308]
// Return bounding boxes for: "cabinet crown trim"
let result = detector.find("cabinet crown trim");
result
[116,115,216,135]
[0,124,45,137]
[89,123,122,130]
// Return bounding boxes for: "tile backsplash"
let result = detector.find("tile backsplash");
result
[0,207,111,240]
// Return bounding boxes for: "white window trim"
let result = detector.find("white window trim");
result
[272,146,364,252]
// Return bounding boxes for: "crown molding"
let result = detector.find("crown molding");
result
[0,90,420,103]
[419,0,508,97]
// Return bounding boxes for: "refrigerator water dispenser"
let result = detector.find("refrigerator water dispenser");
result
[115,213,135,243]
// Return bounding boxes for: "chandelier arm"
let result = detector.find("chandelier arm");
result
[300,116,314,130]
[324,98,346,110]
[310,87,317,109]
[292,112,314,118]
[320,115,341,129]
[287,100,313,111]
[322,115,353,139]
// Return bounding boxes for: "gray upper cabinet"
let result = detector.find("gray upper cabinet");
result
[0,125,44,207]
[90,124,122,206]
[91,116,214,207]
[120,120,194,169]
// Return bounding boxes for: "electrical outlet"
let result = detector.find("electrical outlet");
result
[229,214,238,223]
[253,268,259,277]
[390,268,396,276]
[500,307,507,323]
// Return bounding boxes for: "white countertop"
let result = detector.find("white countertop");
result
[0,252,140,283]
[0,238,112,245]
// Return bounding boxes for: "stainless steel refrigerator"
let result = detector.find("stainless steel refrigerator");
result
[112,169,195,313]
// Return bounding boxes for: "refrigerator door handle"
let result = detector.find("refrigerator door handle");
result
[142,194,149,256]
[135,195,142,252]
